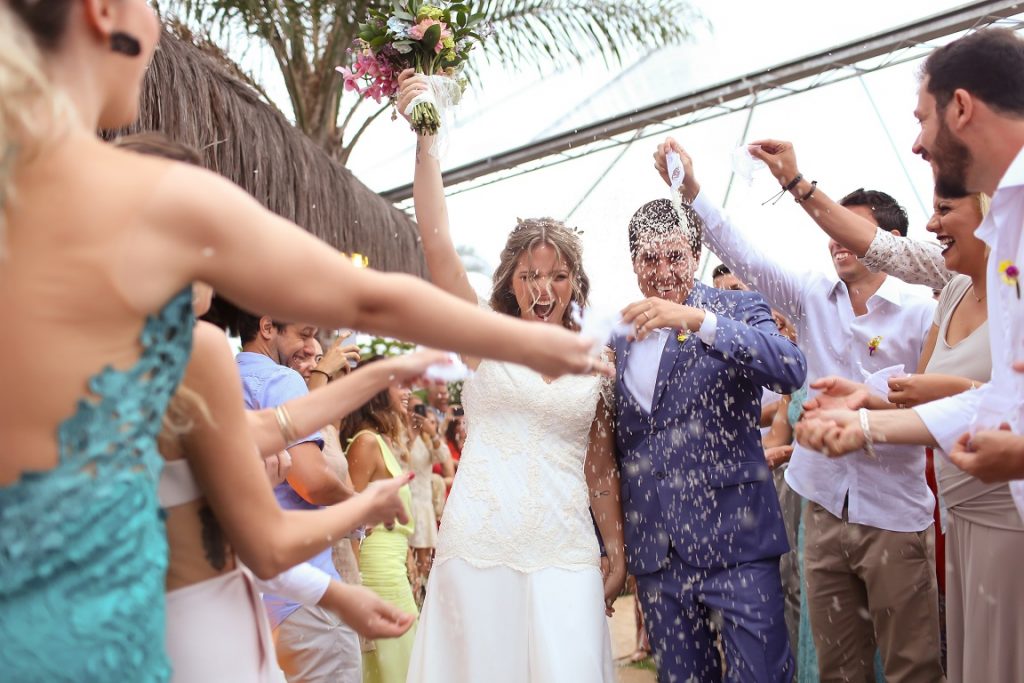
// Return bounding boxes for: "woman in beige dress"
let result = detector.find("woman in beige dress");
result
[799,191,1024,681]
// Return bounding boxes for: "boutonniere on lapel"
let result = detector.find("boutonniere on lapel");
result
[999,260,1021,299]
[676,329,689,343]
[867,335,882,356]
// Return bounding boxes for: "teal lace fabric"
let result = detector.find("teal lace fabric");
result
[0,288,194,682]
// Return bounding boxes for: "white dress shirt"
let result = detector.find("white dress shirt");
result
[914,146,1024,517]
[693,192,938,531]
[621,312,718,413]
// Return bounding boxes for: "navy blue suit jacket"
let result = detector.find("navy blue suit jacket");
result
[612,282,807,574]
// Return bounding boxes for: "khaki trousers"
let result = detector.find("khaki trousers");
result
[803,502,945,683]
[273,604,361,683]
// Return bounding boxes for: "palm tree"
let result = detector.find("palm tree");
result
[162,0,701,165]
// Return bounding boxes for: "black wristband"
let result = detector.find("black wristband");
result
[796,180,818,204]
[311,369,331,380]
[783,173,804,192]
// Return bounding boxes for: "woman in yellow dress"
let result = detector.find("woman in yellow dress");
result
[342,361,418,683]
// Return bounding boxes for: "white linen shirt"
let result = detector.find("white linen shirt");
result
[692,192,937,531]
[914,146,1024,516]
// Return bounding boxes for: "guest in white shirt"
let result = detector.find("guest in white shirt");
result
[795,28,1024,520]
[654,140,942,683]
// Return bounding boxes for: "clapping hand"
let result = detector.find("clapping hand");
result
[795,410,864,457]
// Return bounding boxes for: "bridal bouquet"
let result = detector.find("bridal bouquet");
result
[338,1,490,136]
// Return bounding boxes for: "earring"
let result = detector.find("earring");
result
[110,31,142,57]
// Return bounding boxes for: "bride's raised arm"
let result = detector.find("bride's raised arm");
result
[398,69,477,306]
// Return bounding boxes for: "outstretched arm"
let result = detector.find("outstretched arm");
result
[705,295,807,394]
[750,139,953,290]
[179,323,411,580]
[248,350,448,456]
[140,161,595,380]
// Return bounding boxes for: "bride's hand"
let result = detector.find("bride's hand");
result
[602,556,627,616]
[396,69,429,126]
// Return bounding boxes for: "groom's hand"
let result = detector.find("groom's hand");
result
[653,137,700,202]
[622,297,705,342]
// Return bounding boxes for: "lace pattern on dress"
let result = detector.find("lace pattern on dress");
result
[0,288,194,682]
[434,360,604,573]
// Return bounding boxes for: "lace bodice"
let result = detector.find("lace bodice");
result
[0,288,194,682]
[434,360,603,572]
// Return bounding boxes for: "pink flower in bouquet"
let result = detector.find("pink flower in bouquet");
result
[338,66,360,92]
[409,18,444,40]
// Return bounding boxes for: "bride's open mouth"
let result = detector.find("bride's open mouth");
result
[533,300,556,321]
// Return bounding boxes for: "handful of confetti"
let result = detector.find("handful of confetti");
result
[570,303,631,356]
[423,352,473,383]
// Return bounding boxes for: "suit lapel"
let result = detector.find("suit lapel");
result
[651,283,713,414]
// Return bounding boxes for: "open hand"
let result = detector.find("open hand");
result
[748,139,800,186]
[803,376,873,416]
[949,424,1024,483]
[322,583,416,639]
[795,409,863,456]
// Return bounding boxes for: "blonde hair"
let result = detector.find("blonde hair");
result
[0,1,73,254]
[489,218,590,330]
[976,192,991,217]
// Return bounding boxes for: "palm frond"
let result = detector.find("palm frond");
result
[479,0,704,73]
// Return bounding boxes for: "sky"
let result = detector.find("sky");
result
[237,0,987,309]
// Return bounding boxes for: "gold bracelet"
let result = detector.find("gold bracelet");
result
[275,405,299,445]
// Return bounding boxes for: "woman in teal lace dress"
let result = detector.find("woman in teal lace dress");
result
[0,3,599,680]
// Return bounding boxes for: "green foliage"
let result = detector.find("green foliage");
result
[160,0,702,162]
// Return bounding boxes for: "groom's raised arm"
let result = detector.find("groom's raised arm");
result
[702,292,807,395]
[653,138,813,322]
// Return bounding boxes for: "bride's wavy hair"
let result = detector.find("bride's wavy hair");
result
[489,218,590,330]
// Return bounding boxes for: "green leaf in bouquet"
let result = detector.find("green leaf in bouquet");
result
[421,23,442,50]
[369,34,390,49]
[468,12,486,25]
[393,10,416,21]
[456,11,468,28]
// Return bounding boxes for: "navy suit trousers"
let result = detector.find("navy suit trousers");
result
[635,548,793,683]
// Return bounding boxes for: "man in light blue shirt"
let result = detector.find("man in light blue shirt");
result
[235,312,359,683]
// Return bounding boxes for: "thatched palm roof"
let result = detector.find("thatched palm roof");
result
[108,28,425,277]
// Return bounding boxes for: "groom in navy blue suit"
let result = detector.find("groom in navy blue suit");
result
[614,200,806,682]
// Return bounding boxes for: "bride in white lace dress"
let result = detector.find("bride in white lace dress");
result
[397,72,625,682]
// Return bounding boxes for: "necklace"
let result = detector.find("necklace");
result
[971,283,986,302]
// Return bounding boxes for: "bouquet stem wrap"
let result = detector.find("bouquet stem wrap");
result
[404,75,463,157]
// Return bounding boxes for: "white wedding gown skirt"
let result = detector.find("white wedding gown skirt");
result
[406,360,616,683]
[407,558,615,682]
